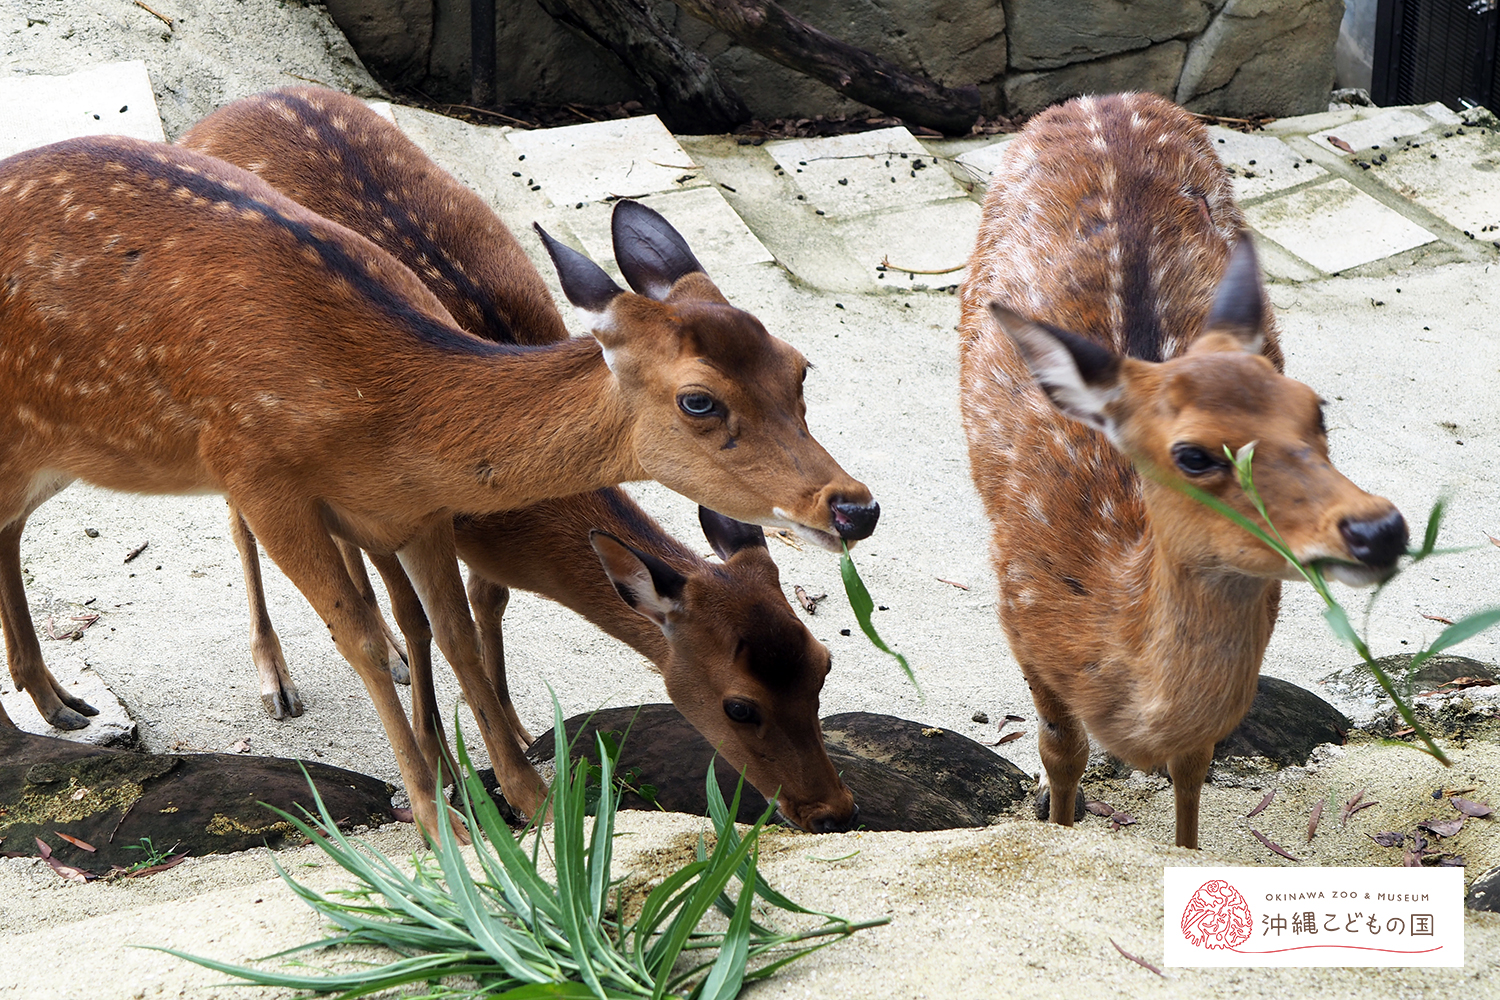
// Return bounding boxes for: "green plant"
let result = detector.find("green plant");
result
[122,836,179,872]
[158,700,884,999]
[840,542,921,695]
[1158,443,1500,764]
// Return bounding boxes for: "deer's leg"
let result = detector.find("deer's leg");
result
[228,506,303,720]
[1027,674,1088,828]
[0,517,98,729]
[397,519,548,818]
[466,574,533,749]
[337,537,411,685]
[365,550,455,778]
[1168,744,1215,850]
[236,501,458,842]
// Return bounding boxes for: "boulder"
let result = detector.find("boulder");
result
[1004,0,1212,71]
[1468,864,1500,913]
[1177,0,1343,116]
[1004,42,1188,118]
[324,0,434,89]
[1214,675,1350,766]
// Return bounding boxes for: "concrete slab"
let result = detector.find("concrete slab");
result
[1244,177,1438,273]
[952,137,1015,187]
[567,185,773,281]
[833,199,980,291]
[1,657,135,748]
[1206,125,1327,201]
[0,61,163,159]
[503,115,707,207]
[767,127,968,218]
[1307,107,1443,155]
[1370,130,1500,241]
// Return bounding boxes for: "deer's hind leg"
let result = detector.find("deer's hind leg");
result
[466,574,533,748]
[229,506,302,719]
[338,538,411,685]
[0,481,99,729]
[1168,743,1215,850]
[1025,671,1089,827]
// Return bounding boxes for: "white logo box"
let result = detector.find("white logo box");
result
[1164,867,1464,967]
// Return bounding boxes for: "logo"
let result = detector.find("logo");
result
[1180,879,1252,949]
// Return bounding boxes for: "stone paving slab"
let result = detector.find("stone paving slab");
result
[1206,125,1327,202]
[0,60,163,159]
[503,115,707,208]
[1,657,135,748]
[833,199,980,291]
[1243,177,1437,274]
[767,127,968,218]
[1370,130,1500,243]
[1307,105,1461,157]
[952,136,1014,187]
[567,185,773,281]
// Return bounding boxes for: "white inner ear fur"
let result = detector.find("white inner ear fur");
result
[576,306,619,372]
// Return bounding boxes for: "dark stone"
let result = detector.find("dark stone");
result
[1213,675,1350,766]
[0,727,395,872]
[507,704,1030,833]
[1323,654,1500,702]
[1467,865,1500,912]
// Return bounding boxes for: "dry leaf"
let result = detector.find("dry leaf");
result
[1004,714,1025,723]
[1307,798,1325,842]
[1347,800,1379,819]
[1368,831,1405,848]
[1110,811,1137,828]
[996,730,1024,745]
[34,836,52,860]
[1247,789,1275,819]
[391,806,414,823]
[1402,849,1423,867]
[769,529,804,552]
[1328,135,1355,152]
[230,738,251,753]
[125,853,189,878]
[1250,828,1301,861]
[1108,938,1165,978]
[1418,817,1465,838]
[1438,854,1466,867]
[54,832,96,853]
[1451,796,1493,818]
[1086,800,1115,818]
[1340,788,1366,826]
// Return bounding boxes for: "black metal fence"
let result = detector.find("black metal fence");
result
[1373,0,1499,112]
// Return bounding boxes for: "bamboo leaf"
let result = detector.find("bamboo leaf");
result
[840,543,921,694]
[1421,607,1500,656]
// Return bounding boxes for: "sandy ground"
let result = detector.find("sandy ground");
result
[2,1,1499,997]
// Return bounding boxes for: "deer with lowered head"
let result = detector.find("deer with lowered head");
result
[0,119,876,837]
[959,93,1408,849]
[174,87,857,833]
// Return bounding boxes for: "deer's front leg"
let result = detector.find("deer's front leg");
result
[1168,744,1215,850]
[228,506,303,719]
[397,519,548,819]
[0,518,98,729]
[364,550,453,779]
[1027,673,1089,827]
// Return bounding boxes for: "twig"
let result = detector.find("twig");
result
[123,540,149,564]
[1108,938,1165,978]
[109,800,137,843]
[935,577,969,590]
[133,0,173,27]
[565,104,601,123]
[282,72,333,88]
[878,254,964,275]
[440,103,539,128]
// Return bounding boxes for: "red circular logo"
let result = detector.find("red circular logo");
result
[1181,879,1252,949]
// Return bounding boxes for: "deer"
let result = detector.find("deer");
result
[173,87,856,832]
[958,93,1408,850]
[0,126,877,840]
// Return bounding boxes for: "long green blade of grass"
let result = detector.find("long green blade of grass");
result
[840,542,921,695]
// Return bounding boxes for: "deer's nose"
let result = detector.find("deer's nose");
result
[809,802,859,834]
[1340,509,1408,568]
[831,500,879,540]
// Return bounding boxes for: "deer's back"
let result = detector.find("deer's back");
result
[179,87,569,347]
[958,94,1279,660]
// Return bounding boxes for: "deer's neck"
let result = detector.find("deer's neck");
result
[386,336,646,513]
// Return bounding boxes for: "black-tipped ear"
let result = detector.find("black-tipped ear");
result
[1203,233,1265,351]
[534,223,622,312]
[611,200,705,301]
[698,507,768,561]
[989,302,1124,444]
[590,529,687,629]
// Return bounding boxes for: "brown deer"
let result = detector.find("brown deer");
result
[0,127,876,837]
[176,87,855,832]
[958,93,1407,849]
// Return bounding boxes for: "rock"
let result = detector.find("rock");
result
[1177,0,1343,117]
[324,0,433,89]
[0,728,395,871]
[1004,0,1212,71]
[1214,676,1350,766]
[513,704,1030,832]
[1323,653,1499,703]
[1468,865,1500,912]
[1004,42,1188,119]
[0,657,135,748]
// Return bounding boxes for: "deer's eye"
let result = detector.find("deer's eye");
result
[723,698,761,725]
[1172,444,1226,476]
[678,393,718,417]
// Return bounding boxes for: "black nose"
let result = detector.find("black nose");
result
[810,802,859,834]
[831,500,879,541]
[1339,509,1408,568]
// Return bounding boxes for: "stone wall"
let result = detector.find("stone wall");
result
[327,0,1344,123]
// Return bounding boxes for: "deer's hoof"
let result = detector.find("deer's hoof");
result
[47,705,92,731]
[1034,786,1087,822]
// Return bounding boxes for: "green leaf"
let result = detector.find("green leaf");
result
[695,854,756,1000]
[1420,607,1500,656]
[1322,603,1359,649]
[840,543,921,695]
[1414,495,1446,560]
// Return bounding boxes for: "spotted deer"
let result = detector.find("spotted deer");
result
[0,127,876,838]
[176,87,855,832]
[958,93,1408,849]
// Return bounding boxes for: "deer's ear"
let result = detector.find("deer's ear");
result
[989,302,1124,444]
[611,200,706,301]
[698,507,768,561]
[1202,232,1265,353]
[535,223,622,323]
[591,530,685,630]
